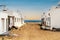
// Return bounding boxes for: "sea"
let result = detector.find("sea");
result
[24,20,41,24]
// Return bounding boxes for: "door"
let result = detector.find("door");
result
[1,18,4,32]
[8,16,14,28]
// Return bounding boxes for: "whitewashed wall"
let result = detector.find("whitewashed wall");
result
[46,6,60,29]
[0,12,8,34]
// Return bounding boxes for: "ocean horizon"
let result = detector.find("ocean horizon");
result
[24,20,41,23]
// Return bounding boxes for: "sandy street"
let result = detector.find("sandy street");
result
[0,23,60,40]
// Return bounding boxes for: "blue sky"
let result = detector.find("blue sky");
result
[0,0,60,19]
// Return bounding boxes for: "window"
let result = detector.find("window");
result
[15,18,16,22]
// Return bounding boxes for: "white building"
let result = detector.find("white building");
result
[0,7,24,35]
[7,10,24,28]
[12,11,24,28]
[40,3,60,31]
[0,10,8,35]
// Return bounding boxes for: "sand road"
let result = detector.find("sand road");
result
[0,23,60,40]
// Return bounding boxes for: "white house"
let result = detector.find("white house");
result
[6,10,24,29]
[40,3,60,31]
[0,7,24,35]
[0,10,8,35]
[12,11,24,28]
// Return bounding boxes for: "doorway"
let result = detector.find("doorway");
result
[1,18,4,32]
[8,16,14,28]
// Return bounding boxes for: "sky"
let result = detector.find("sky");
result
[0,0,60,19]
